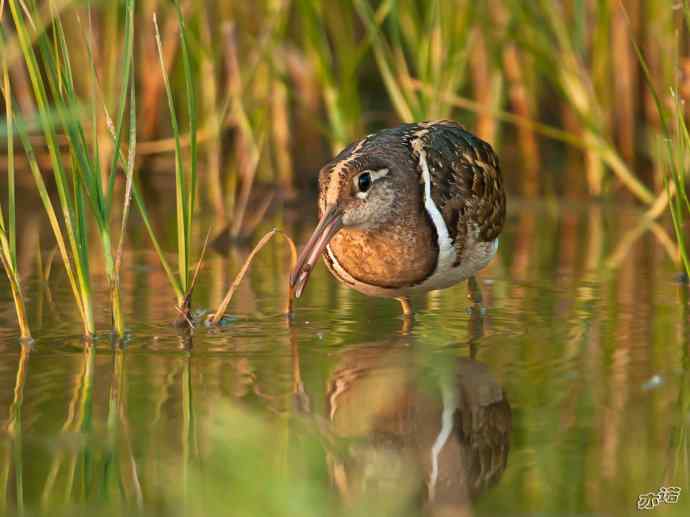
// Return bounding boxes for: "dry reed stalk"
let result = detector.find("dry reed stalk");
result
[7,58,34,114]
[272,75,296,200]
[561,105,586,197]
[469,30,497,142]
[209,228,298,325]
[490,0,540,195]
[199,7,225,219]
[585,135,605,197]
[611,0,638,164]
[649,222,681,264]
[415,75,651,204]
[224,23,264,238]
[284,48,324,178]
[503,45,540,194]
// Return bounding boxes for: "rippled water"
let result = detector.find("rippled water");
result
[0,196,688,516]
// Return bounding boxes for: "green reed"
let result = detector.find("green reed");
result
[143,1,200,324]
[505,0,655,204]
[662,88,690,279]
[0,32,30,341]
[6,0,137,338]
[4,1,683,204]
[630,0,690,278]
[297,0,366,151]
[7,0,95,336]
[354,0,475,123]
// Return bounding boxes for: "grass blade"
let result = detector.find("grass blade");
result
[153,12,189,298]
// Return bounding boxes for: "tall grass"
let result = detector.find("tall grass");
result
[503,0,655,203]
[1,0,690,337]
[4,1,685,202]
[353,0,476,123]
[0,27,30,340]
[629,1,690,278]
[148,2,200,325]
[6,0,137,338]
[298,0,367,151]
[665,91,690,278]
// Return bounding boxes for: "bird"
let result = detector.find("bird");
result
[289,120,506,316]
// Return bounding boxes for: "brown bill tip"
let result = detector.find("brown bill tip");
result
[289,205,343,300]
[293,268,310,299]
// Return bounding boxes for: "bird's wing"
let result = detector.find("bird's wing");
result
[407,121,506,265]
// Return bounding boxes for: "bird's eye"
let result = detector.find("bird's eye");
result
[357,172,372,193]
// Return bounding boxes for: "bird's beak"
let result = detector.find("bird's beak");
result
[290,204,344,299]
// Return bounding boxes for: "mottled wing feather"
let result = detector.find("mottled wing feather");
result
[413,121,505,265]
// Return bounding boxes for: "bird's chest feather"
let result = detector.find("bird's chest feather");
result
[326,220,437,289]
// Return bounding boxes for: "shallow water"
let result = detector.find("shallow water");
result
[0,195,689,516]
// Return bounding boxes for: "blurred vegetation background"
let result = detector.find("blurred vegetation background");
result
[0,0,689,337]
[2,1,689,198]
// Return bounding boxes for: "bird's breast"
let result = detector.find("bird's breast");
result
[326,220,438,289]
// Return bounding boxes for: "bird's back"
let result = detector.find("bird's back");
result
[404,120,506,266]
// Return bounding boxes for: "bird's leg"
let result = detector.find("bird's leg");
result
[396,296,414,334]
[396,296,413,317]
[467,275,486,314]
[467,275,483,305]
[467,276,485,340]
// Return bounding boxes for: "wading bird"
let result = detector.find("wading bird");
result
[290,120,506,316]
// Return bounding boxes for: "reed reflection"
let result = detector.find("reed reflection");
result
[2,344,29,515]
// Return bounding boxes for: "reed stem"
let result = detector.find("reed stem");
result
[0,30,31,340]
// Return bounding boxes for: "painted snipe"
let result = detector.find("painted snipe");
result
[290,120,506,316]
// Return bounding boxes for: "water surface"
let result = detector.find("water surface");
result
[0,196,688,516]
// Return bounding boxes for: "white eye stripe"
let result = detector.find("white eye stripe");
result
[369,168,389,181]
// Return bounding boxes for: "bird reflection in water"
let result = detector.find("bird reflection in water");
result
[291,330,511,517]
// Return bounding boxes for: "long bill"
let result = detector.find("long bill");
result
[290,204,343,299]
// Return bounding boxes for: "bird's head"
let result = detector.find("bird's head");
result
[290,142,414,298]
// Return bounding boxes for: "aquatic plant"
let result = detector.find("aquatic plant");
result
[297,0,366,151]
[5,0,137,338]
[4,1,684,197]
[0,33,31,341]
[146,2,201,325]
[353,0,476,124]
[629,0,690,278]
